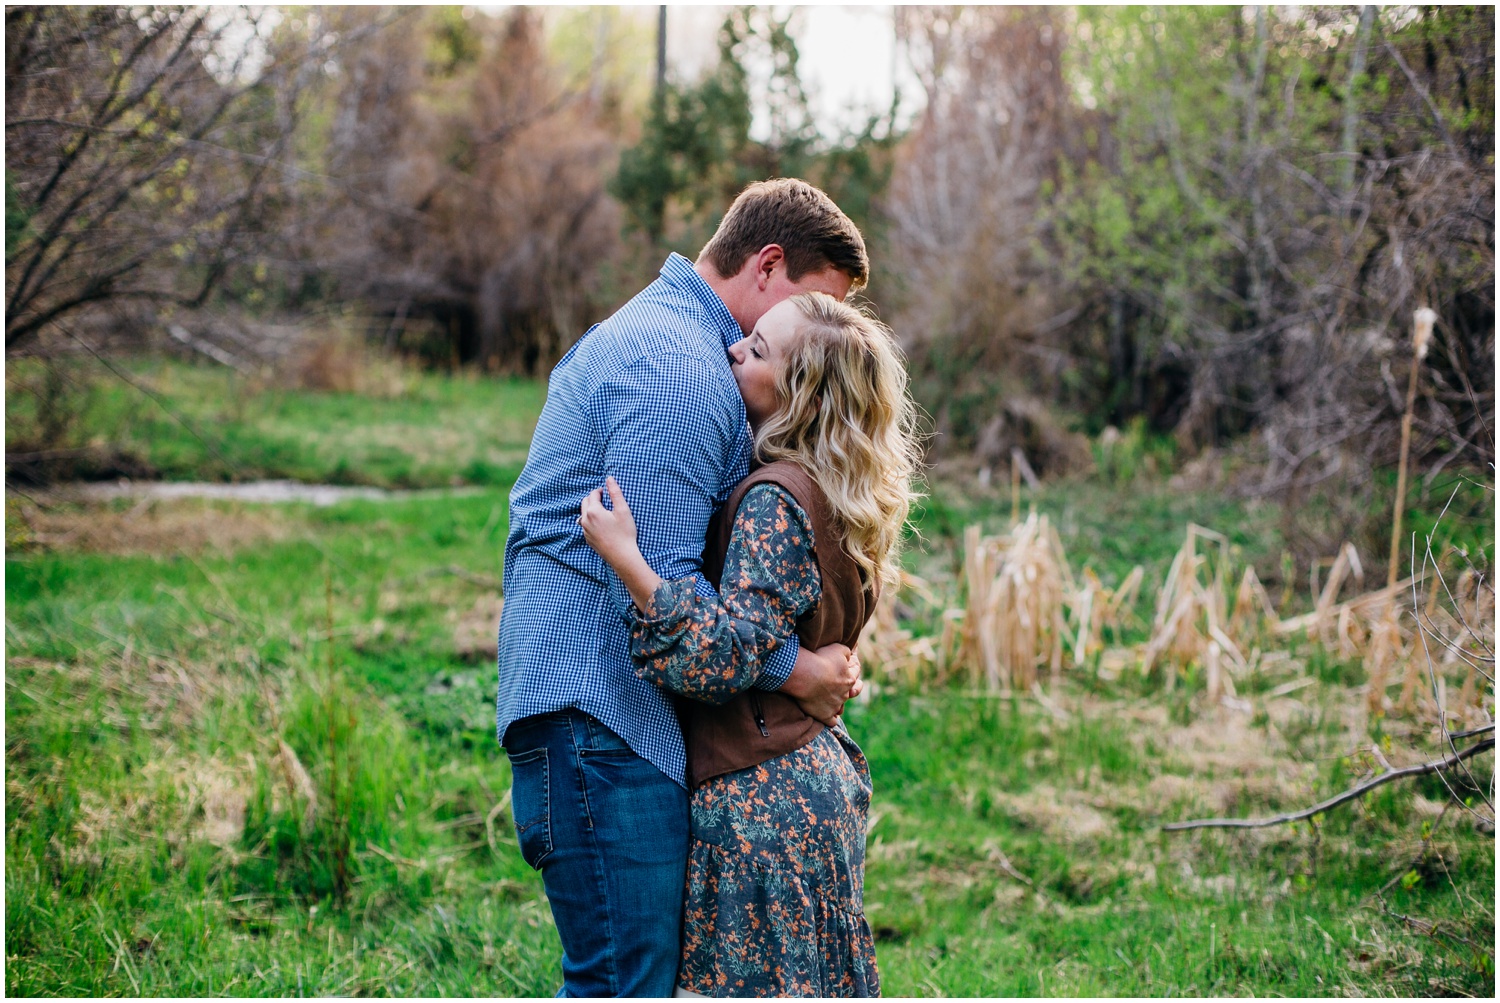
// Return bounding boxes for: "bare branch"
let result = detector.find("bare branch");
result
[55,323,235,473]
[1163,739,1494,831]
[1380,40,1461,157]
[1450,725,1495,742]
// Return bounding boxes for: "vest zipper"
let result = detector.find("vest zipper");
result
[750,692,769,737]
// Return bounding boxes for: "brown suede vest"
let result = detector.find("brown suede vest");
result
[683,460,878,789]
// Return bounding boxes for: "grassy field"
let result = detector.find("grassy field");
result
[6,356,546,488]
[6,358,1494,996]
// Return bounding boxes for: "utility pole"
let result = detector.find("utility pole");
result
[656,6,667,99]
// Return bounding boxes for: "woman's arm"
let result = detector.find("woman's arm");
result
[580,479,824,705]
[579,476,666,612]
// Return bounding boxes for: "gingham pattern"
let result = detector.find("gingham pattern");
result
[496,253,801,787]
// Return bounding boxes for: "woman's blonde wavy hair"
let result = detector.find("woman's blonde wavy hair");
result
[755,292,921,592]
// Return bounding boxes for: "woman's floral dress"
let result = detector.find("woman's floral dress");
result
[630,483,879,998]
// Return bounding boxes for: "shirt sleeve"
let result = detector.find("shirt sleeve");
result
[627,484,822,704]
[590,351,802,673]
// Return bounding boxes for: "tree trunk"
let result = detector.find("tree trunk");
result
[1340,6,1376,196]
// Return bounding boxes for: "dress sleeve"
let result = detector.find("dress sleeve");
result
[629,484,822,704]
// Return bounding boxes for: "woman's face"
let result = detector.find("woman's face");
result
[728,298,800,430]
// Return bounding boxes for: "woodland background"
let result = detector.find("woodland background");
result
[5,5,1495,997]
[7,5,1494,527]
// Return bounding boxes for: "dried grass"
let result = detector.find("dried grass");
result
[40,749,253,873]
[991,783,1118,843]
[861,516,1492,727]
[285,331,410,398]
[12,498,295,556]
[959,513,1072,693]
[858,581,961,687]
[452,593,505,660]
[171,754,253,849]
[1139,524,1242,686]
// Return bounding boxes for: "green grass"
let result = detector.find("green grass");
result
[6,361,1494,995]
[847,692,1493,996]
[5,356,546,488]
[6,490,556,995]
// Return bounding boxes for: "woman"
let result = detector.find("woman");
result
[579,291,919,998]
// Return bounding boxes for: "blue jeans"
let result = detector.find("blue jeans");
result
[504,709,690,997]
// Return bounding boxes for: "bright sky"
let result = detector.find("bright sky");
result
[658,4,924,140]
[479,3,923,140]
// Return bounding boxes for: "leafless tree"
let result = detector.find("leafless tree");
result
[883,6,1079,471]
[4,6,351,352]
[296,6,623,373]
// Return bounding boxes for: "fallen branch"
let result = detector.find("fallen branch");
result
[169,322,253,374]
[1376,895,1491,953]
[1265,676,1317,699]
[1449,724,1495,741]
[485,790,513,860]
[992,848,1034,887]
[365,840,421,868]
[1163,738,1494,831]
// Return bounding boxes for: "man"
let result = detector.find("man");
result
[497,179,869,997]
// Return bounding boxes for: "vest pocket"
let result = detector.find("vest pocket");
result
[507,748,553,869]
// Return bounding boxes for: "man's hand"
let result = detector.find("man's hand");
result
[846,652,864,701]
[781,642,861,726]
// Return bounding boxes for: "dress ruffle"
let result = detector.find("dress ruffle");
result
[677,727,879,998]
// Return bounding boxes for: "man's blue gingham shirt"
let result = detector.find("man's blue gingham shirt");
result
[496,253,801,787]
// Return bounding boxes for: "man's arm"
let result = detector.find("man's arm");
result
[591,352,801,678]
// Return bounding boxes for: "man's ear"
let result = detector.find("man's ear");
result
[754,245,785,291]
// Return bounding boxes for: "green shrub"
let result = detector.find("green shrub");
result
[1093,416,1178,484]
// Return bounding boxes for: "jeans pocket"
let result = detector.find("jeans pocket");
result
[508,748,553,869]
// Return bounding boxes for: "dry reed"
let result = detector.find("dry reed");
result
[858,516,1492,728]
[957,513,1073,693]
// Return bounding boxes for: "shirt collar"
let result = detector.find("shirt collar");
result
[660,252,744,351]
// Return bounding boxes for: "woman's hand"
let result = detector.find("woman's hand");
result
[580,476,663,612]
[579,475,640,569]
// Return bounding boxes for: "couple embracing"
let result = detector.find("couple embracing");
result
[497,179,918,998]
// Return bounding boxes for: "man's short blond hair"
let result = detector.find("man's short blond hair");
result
[699,178,868,291]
